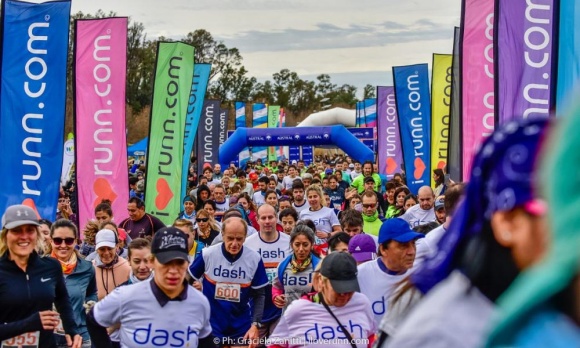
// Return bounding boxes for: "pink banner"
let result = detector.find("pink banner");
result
[461,0,495,180]
[75,18,129,229]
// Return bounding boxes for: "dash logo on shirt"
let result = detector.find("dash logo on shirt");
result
[256,248,287,260]
[213,265,247,279]
[304,320,363,340]
[133,323,198,346]
[282,273,312,286]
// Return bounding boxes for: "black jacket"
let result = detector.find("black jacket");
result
[0,251,78,346]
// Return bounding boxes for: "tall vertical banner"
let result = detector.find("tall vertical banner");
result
[145,42,194,225]
[496,0,558,124]
[181,63,210,201]
[0,0,71,219]
[267,105,280,161]
[235,101,250,168]
[556,0,580,115]
[448,27,462,181]
[252,103,268,162]
[355,101,363,127]
[377,86,403,178]
[218,107,229,146]
[393,64,432,194]
[60,134,75,187]
[278,108,289,160]
[196,100,221,173]
[461,0,495,180]
[362,99,377,128]
[75,17,129,228]
[431,54,453,187]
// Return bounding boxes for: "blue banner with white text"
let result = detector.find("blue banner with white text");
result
[0,0,71,218]
[393,64,432,194]
[181,63,210,200]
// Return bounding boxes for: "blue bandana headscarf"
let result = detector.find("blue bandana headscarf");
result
[412,117,551,294]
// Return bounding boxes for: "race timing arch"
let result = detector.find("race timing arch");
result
[219,125,374,168]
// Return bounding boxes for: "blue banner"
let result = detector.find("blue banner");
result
[181,63,210,200]
[252,103,268,162]
[301,146,314,166]
[0,0,71,218]
[289,146,301,164]
[556,0,580,115]
[393,64,432,194]
[362,98,377,128]
[197,100,221,174]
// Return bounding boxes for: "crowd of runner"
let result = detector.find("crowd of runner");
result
[1,114,580,347]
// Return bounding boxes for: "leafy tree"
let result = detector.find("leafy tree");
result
[183,29,242,81]
[363,84,376,99]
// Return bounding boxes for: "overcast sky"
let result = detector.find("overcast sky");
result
[71,0,461,96]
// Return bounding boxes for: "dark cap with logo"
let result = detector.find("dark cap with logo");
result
[151,227,189,264]
[320,251,360,293]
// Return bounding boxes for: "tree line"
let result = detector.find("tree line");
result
[64,10,377,141]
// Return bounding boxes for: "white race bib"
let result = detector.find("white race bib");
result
[1,331,39,348]
[215,283,241,302]
[266,269,277,284]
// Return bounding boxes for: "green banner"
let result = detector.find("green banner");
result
[267,105,280,161]
[145,42,194,225]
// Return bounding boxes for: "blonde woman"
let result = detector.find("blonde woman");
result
[299,184,341,242]
[194,209,220,246]
[0,205,82,347]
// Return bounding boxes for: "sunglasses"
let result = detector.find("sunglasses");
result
[53,237,76,246]
[196,218,209,223]
[362,203,376,209]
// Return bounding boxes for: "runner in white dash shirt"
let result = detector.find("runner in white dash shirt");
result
[245,204,292,341]
[357,218,424,325]
[189,217,269,347]
[86,227,214,348]
[268,252,376,348]
[299,185,340,243]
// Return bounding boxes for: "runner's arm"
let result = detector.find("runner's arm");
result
[250,286,265,323]
[86,308,113,348]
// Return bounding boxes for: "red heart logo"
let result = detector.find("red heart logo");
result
[155,178,174,210]
[414,157,426,180]
[21,198,41,219]
[93,178,118,208]
[385,158,398,174]
[437,161,446,169]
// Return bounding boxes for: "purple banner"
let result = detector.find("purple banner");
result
[377,86,403,177]
[496,0,557,123]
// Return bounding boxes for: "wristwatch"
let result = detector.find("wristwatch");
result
[252,322,263,328]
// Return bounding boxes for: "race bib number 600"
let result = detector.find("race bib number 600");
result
[215,283,241,302]
[1,331,39,348]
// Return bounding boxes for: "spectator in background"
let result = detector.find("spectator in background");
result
[386,187,411,219]
[433,168,446,197]
[327,232,351,253]
[434,198,446,225]
[56,192,78,227]
[118,197,165,239]
[400,186,436,228]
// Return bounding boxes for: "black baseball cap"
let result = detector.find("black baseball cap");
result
[364,176,375,184]
[151,227,189,264]
[320,252,360,293]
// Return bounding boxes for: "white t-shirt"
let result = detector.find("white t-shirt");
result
[245,232,291,282]
[357,258,409,325]
[399,205,436,227]
[253,191,266,206]
[350,170,362,180]
[93,279,211,348]
[270,292,376,348]
[299,207,340,233]
[282,175,301,191]
[292,201,310,215]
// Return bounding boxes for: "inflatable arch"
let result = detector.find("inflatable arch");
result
[219,125,374,168]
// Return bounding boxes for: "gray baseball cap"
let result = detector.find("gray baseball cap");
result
[2,205,40,229]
